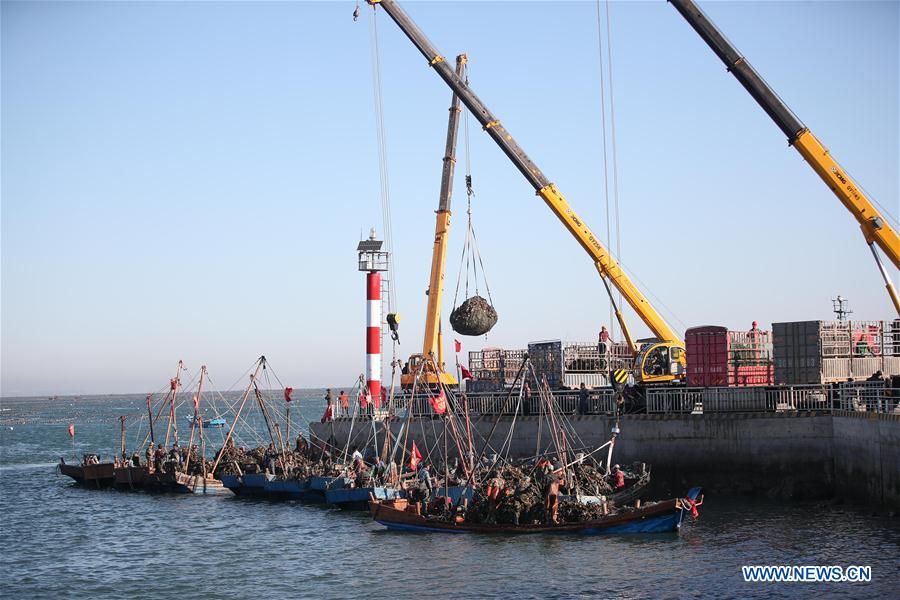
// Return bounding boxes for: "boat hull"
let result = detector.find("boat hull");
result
[112,466,228,495]
[59,462,116,488]
[325,486,402,510]
[263,478,321,502]
[371,487,701,535]
[305,476,350,503]
[221,473,275,496]
[172,472,229,495]
[114,465,148,488]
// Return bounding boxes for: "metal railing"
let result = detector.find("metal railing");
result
[327,381,899,422]
[645,381,900,415]
[379,389,618,418]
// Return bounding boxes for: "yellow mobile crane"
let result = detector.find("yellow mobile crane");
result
[670,0,900,316]
[401,54,468,389]
[368,0,686,384]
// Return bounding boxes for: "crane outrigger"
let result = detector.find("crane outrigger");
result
[670,0,900,316]
[368,0,687,385]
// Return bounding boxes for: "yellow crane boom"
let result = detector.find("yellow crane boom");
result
[422,54,467,370]
[369,0,683,352]
[670,0,900,315]
[402,54,468,388]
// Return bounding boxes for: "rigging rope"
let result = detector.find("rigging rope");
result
[368,5,398,313]
[604,0,623,278]
[451,80,494,312]
[595,0,625,339]
[595,0,614,340]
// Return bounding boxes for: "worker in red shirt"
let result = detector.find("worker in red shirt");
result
[610,464,625,489]
[359,390,371,417]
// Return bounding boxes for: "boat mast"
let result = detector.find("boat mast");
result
[146,395,155,446]
[164,360,183,448]
[210,357,265,474]
[250,363,287,475]
[198,386,208,479]
[183,365,206,475]
[120,415,126,460]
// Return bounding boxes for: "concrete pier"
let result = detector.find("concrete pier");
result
[833,412,900,510]
[310,411,900,510]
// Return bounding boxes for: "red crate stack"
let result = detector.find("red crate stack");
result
[686,324,774,387]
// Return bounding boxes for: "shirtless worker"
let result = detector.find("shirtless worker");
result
[544,461,563,524]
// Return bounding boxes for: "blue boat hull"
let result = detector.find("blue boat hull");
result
[262,478,322,502]
[221,473,274,496]
[301,476,350,503]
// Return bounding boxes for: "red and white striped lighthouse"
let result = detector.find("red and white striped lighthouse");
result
[357,229,389,402]
[366,270,382,400]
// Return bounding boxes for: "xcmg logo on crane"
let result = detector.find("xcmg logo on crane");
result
[830,166,848,185]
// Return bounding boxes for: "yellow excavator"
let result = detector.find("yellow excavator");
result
[669,0,900,316]
[369,0,687,385]
[400,54,468,389]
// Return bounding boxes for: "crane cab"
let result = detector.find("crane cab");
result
[634,342,686,385]
[400,354,458,389]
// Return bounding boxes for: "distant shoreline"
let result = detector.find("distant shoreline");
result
[0,388,343,402]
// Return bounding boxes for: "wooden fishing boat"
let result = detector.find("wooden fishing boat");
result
[560,468,652,507]
[370,487,702,534]
[325,485,403,510]
[114,464,148,489]
[609,469,651,506]
[58,457,116,488]
[114,464,228,495]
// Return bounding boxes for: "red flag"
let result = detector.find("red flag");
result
[460,365,474,380]
[429,388,447,415]
[193,394,199,412]
[170,378,177,391]
[409,441,422,471]
[68,423,75,438]
[454,339,461,353]
[284,387,293,403]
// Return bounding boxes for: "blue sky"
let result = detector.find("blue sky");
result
[2,1,897,395]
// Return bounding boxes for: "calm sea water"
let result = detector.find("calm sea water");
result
[1,394,897,599]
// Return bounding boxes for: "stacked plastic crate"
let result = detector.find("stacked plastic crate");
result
[528,340,612,389]
[686,325,774,387]
[773,320,900,384]
[465,348,527,392]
